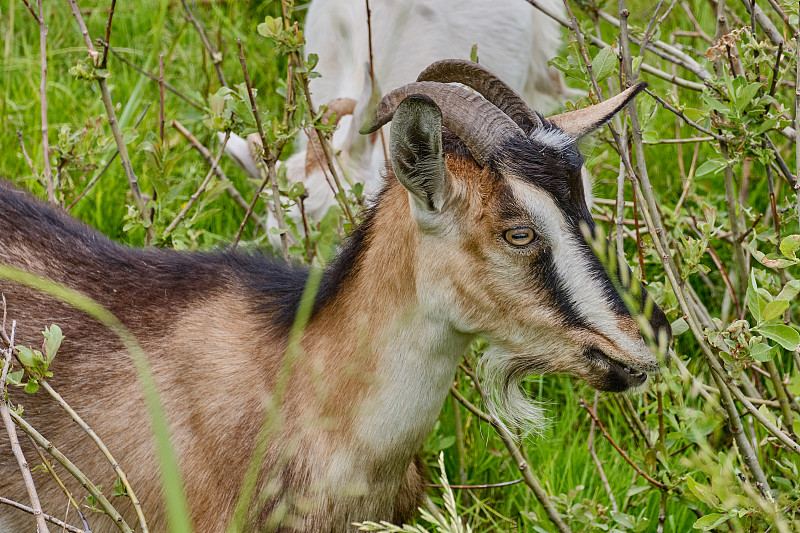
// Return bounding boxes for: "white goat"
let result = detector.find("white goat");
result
[224,0,572,247]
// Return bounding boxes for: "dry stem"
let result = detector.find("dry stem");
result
[163,132,230,238]
[9,409,134,533]
[0,496,83,533]
[180,0,227,87]
[40,379,149,533]
[30,0,55,204]
[580,399,671,491]
[66,0,156,243]
[234,39,290,256]
[104,43,204,110]
[1,323,51,533]
[450,386,572,533]
[169,119,263,230]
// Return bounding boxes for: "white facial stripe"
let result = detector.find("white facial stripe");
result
[529,128,574,152]
[507,179,655,368]
[581,166,594,210]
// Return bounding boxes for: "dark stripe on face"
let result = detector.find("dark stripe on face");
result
[530,248,591,330]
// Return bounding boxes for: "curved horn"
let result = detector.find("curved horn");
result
[305,97,357,173]
[416,59,543,132]
[361,82,526,167]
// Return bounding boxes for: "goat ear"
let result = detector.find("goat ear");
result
[389,95,448,212]
[546,83,647,138]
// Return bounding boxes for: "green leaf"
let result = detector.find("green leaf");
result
[257,16,283,38]
[749,342,775,362]
[43,324,64,364]
[762,300,789,322]
[7,370,24,386]
[592,46,618,82]
[114,477,128,497]
[776,280,800,302]
[25,379,39,394]
[757,324,800,351]
[16,346,35,368]
[734,80,761,113]
[693,513,728,530]
[695,159,727,178]
[687,475,719,507]
[780,234,800,259]
[746,271,766,323]
[670,317,689,336]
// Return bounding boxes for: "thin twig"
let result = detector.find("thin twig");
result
[580,399,670,491]
[68,104,151,212]
[16,130,40,180]
[25,434,92,533]
[180,0,227,87]
[796,30,800,232]
[170,120,267,231]
[158,53,166,142]
[40,379,149,533]
[0,497,83,533]
[523,0,706,91]
[450,386,573,533]
[644,89,727,140]
[364,0,388,163]
[163,132,230,238]
[1,323,51,533]
[66,0,156,243]
[20,0,41,24]
[103,43,204,110]
[10,409,134,533]
[98,0,116,69]
[66,0,99,64]
[234,39,290,256]
[32,0,55,204]
[587,392,618,512]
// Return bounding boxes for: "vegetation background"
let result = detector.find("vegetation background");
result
[1,0,799,531]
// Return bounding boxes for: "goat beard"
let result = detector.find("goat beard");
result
[478,345,550,438]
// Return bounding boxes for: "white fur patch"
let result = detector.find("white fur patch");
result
[529,128,574,152]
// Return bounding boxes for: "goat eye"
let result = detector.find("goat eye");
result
[504,228,536,246]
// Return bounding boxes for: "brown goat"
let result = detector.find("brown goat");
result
[0,60,669,532]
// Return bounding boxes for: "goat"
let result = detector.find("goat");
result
[224,0,573,247]
[0,60,669,532]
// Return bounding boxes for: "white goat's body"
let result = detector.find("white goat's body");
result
[305,0,567,118]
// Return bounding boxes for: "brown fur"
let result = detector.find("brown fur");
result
[0,112,667,531]
[0,178,427,532]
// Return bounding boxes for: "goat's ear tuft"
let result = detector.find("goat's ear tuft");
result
[389,95,448,212]
[546,82,647,139]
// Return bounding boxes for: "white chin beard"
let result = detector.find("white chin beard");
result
[478,345,550,438]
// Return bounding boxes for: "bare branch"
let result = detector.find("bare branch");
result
[102,42,204,110]
[180,0,227,87]
[66,0,99,64]
[9,408,134,533]
[169,120,267,232]
[0,496,83,533]
[163,132,230,239]
[66,0,156,243]
[450,386,573,533]
[1,324,51,533]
